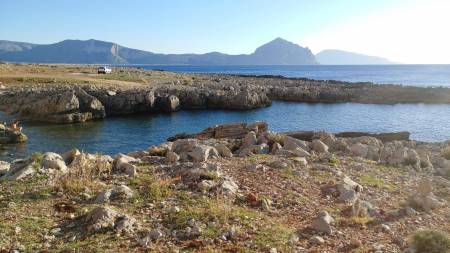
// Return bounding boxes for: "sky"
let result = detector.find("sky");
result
[1,0,449,64]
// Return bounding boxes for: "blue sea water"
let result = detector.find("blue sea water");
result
[2,101,450,161]
[2,65,450,161]
[135,64,450,87]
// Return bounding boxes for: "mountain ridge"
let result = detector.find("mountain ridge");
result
[0,38,392,65]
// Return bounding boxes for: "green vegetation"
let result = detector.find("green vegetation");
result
[359,174,396,191]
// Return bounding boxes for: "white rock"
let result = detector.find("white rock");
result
[311,139,329,153]
[312,210,334,234]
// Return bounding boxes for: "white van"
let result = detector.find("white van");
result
[97,66,112,74]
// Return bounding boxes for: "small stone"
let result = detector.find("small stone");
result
[312,210,334,234]
[309,235,325,245]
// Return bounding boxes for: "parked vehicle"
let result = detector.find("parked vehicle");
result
[97,66,112,74]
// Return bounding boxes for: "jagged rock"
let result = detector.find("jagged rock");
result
[1,158,36,180]
[62,148,81,165]
[352,199,377,217]
[113,154,140,177]
[214,144,233,158]
[41,152,67,172]
[0,124,28,144]
[271,142,282,154]
[188,145,219,162]
[350,143,369,158]
[82,206,137,234]
[156,94,180,112]
[166,151,180,163]
[95,185,134,204]
[219,178,239,196]
[292,157,308,167]
[84,206,118,233]
[313,132,337,147]
[283,136,309,151]
[239,143,270,157]
[197,180,217,193]
[172,139,198,154]
[241,131,257,148]
[408,178,443,212]
[178,163,222,182]
[337,176,363,203]
[311,139,329,153]
[312,210,334,234]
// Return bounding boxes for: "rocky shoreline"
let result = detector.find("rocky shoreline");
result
[2,65,450,123]
[0,121,449,252]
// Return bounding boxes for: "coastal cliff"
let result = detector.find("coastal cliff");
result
[2,64,450,123]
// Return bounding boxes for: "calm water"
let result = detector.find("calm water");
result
[134,64,450,87]
[2,101,450,161]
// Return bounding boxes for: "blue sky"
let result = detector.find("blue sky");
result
[1,0,449,63]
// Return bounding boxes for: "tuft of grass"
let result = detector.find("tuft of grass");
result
[359,174,396,191]
[410,230,450,253]
[55,153,111,196]
[129,172,176,203]
[441,147,450,160]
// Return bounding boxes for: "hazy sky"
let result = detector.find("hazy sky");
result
[1,0,449,63]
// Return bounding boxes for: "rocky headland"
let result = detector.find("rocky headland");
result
[0,121,449,252]
[2,64,450,123]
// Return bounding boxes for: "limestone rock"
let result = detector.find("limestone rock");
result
[311,139,329,153]
[166,151,180,163]
[62,148,81,165]
[0,161,10,176]
[214,144,233,158]
[188,145,219,162]
[219,178,239,196]
[337,176,363,203]
[241,131,257,148]
[95,185,134,204]
[41,152,67,172]
[283,136,309,151]
[1,158,36,180]
[312,210,334,234]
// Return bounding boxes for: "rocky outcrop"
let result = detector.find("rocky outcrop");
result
[0,86,105,123]
[0,123,27,144]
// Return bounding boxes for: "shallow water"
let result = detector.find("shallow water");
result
[1,101,450,161]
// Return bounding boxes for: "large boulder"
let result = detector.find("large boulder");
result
[113,154,140,177]
[41,152,68,172]
[283,136,309,151]
[311,139,329,153]
[337,176,363,204]
[312,211,334,234]
[188,145,219,162]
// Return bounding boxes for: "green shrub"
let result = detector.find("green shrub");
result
[411,230,450,253]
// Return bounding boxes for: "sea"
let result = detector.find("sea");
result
[2,64,450,160]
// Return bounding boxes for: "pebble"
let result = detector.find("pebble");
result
[310,235,325,245]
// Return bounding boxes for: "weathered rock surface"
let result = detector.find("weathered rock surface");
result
[312,210,334,234]
[0,123,27,144]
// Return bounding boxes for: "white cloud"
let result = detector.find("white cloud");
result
[301,0,450,64]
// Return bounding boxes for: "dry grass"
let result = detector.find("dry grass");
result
[56,153,111,196]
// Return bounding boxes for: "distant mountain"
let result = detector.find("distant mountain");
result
[0,40,38,53]
[316,49,394,65]
[0,38,318,65]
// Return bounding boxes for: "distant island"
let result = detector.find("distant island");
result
[0,38,393,65]
[316,49,394,65]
